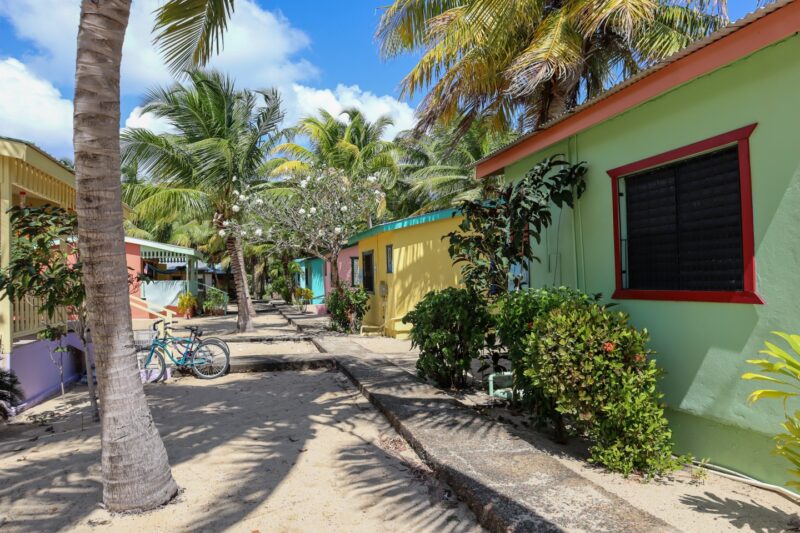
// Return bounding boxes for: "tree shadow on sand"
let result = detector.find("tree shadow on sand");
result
[679,492,800,533]
[0,371,366,531]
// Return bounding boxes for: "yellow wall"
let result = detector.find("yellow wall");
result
[357,216,463,338]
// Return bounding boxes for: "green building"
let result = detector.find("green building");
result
[476,0,800,487]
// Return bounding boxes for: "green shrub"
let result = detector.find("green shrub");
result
[496,287,597,420]
[176,292,197,315]
[527,302,681,476]
[403,288,492,389]
[202,287,227,314]
[326,285,370,333]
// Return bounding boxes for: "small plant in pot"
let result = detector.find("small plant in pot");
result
[177,291,198,318]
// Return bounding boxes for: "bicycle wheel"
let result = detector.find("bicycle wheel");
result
[191,339,230,379]
[136,346,166,383]
[196,336,231,355]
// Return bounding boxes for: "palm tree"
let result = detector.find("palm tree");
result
[272,109,398,180]
[73,0,236,512]
[270,108,400,229]
[121,70,284,333]
[393,121,518,214]
[377,0,726,134]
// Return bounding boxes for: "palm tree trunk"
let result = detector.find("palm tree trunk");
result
[226,234,254,331]
[74,0,177,512]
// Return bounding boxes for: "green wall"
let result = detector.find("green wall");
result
[505,34,800,486]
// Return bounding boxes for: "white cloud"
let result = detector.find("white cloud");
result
[123,106,175,134]
[290,84,416,140]
[0,0,317,95]
[0,0,416,153]
[0,58,73,157]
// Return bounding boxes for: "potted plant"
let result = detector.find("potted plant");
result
[177,291,198,318]
[202,288,227,316]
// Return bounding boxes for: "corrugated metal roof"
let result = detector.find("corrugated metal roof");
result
[473,0,795,169]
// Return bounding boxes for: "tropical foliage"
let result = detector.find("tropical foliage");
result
[529,301,683,476]
[0,205,99,419]
[392,121,518,215]
[403,287,494,389]
[743,332,800,489]
[447,155,587,296]
[326,285,370,333]
[122,69,285,331]
[0,368,23,421]
[237,167,382,291]
[377,0,726,134]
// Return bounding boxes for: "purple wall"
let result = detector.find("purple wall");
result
[9,333,93,412]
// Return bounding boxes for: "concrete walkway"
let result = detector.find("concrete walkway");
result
[218,304,672,532]
[312,336,672,533]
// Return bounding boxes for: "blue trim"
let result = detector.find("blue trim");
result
[348,208,459,244]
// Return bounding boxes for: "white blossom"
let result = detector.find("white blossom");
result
[254,228,263,237]
[340,205,348,212]
[334,227,342,234]
[310,207,317,214]
[255,198,264,205]
[367,175,377,183]
[232,175,238,182]
[299,208,306,215]
[218,229,226,237]
[222,220,230,227]
[232,190,239,196]
[232,205,241,213]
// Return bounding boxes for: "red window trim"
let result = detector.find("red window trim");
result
[607,123,764,305]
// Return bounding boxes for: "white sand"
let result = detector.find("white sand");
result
[0,372,482,532]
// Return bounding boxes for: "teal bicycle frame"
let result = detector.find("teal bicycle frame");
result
[143,324,202,368]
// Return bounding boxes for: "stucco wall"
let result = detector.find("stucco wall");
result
[503,34,800,485]
[358,216,462,337]
[10,332,93,411]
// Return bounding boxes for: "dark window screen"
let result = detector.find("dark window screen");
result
[362,252,374,293]
[623,146,743,292]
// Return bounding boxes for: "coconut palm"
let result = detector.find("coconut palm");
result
[73,0,237,512]
[122,70,284,333]
[393,121,518,214]
[377,0,726,134]
[271,109,399,182]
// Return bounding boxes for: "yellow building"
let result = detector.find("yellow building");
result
[1,137,76,346]
[0,137,82,411]
[354,209,463,338]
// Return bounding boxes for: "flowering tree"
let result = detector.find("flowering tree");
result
[233,168,382,294]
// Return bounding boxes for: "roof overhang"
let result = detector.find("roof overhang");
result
[124,236,201,260]
[0,137,75,188]
[475,0,799,178]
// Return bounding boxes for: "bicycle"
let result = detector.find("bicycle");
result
[136,319,230,382]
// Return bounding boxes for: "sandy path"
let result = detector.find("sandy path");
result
[0,371,482,532]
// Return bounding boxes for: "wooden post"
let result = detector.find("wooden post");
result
[0,158,13,367]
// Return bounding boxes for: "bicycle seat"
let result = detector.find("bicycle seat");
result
[181,325,203,336]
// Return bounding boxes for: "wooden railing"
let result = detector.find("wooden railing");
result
[129,294,175,324]
[12,297,67,338]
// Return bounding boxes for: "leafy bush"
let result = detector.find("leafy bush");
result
[527,302,681,476]
[293,287,313,311]
[403,288,493,389]
[326,284,370,333]
[177,292,197,315]
[202,287,227,314]
[0,367,23,420]
[742,331,800,490]
[496,288,597,427]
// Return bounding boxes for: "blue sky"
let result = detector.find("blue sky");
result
[0,0,762,159]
